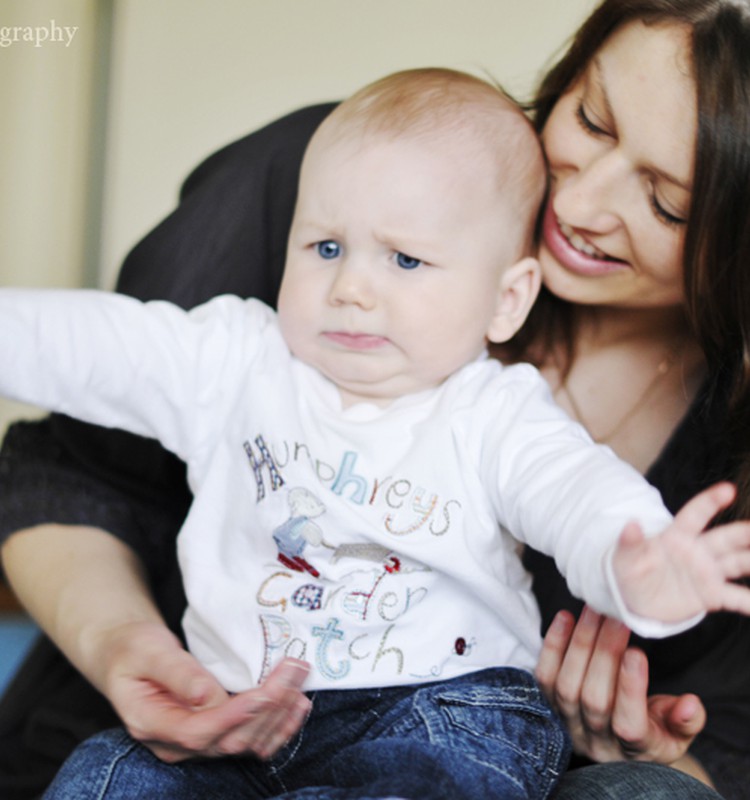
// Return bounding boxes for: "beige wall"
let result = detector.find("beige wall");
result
[0,0,596,431]
[99,0,595,287]
[0,0,103,429]
[0,0,100,289]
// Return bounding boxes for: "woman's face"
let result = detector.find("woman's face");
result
[539,20,697,310]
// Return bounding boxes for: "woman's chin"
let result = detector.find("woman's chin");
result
[538,251,625,307]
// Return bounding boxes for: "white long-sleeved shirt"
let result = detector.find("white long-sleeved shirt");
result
[0,289,690,691]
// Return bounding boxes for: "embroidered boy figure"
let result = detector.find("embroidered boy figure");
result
[272,487,327,577]
[5,69,750,799]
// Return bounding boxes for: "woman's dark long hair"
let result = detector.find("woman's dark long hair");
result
[510,0,750,518]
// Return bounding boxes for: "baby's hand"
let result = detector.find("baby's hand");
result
[613,483,750,623]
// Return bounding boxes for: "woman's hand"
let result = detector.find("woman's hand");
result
[100,621,312,763]
[535,606,706,766]
[2,524,311,763]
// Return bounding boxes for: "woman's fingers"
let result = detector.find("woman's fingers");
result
[577,614,631,736]
[536,607,707,765]
[608,648,651,754]
[104,623,231,741]
[104,622,311,762]
[137,691,266,762]
[137,639,228,710]
[113,644,244,761]
[134,663,310,762]
[550,607,608,718]
[535,609,575,696]
[610,652,704,763]
[537,607,629,754]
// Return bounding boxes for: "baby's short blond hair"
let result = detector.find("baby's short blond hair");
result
[313,68,546,257]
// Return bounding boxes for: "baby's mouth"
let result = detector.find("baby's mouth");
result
[323,331,389,350]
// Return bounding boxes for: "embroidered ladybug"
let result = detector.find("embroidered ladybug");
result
[384,556,401,574]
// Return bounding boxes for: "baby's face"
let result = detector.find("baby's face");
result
[278,131,537,407]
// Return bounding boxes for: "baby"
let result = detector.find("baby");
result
[5,68,750,800]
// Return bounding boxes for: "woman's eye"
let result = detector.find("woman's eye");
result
[395,252,422,270]
[316,240,341,259]
[649,193,687,228]
[575,102,610,137]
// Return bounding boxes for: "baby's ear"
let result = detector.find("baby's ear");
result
[486,257,541,344]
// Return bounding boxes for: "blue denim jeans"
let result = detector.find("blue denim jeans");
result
[555,763,724,799]
[42,668,570,800]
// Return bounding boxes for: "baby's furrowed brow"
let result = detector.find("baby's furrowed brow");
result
[293,218,341,238]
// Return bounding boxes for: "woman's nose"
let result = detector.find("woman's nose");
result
[552,150,627,234]
[328,260,376,309]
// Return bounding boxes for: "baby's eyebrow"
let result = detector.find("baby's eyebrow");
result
[292,217,336,235]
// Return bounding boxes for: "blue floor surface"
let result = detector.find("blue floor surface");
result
[0,614,38,695]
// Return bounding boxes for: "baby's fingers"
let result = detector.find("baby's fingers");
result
[696,520,750,584]
[713,582,750,616]
[704,520,750,555]
[672,482,736,535]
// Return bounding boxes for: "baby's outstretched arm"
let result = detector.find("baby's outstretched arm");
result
[613,483,750,623]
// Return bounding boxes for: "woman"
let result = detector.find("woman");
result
[1,0,748,797]
[523,4,750,796]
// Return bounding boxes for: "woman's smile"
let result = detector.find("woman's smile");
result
[541,200,628,276]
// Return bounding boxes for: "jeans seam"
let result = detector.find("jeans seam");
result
[268,693,315,794]
[94,732,145,800]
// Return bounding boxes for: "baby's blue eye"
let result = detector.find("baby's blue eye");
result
[316,240,341,259]
[395,252,421,270]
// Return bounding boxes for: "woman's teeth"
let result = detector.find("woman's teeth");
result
[559,220,608,259]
